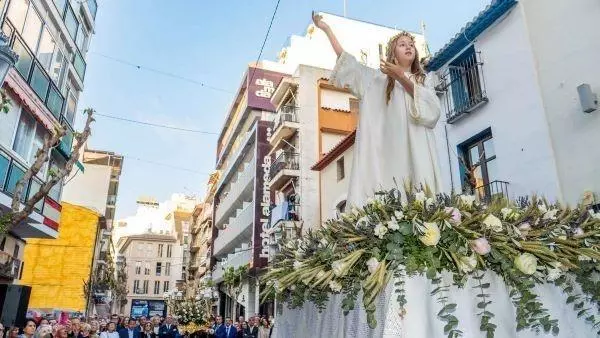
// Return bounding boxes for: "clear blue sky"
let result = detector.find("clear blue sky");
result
[77,0,488,219]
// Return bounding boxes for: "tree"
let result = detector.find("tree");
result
[0,109,95,233]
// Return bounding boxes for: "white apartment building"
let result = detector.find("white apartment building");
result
[211,61,289,319]
[427,0,600,207]
[0,0,96,316]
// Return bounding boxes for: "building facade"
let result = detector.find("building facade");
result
[427,0,600,207]
[116,234,180,317]
[0,0,97,317]
[19,203,101,313]
[211,62,289,319]
[61,147,124,316]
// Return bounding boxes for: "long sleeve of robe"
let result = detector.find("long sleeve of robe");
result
[329,51,443,207]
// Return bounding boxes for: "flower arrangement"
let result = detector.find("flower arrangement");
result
[169,299,207,325]
[261,185,600,337]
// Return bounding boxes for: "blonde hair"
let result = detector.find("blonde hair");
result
[385,32,426,104]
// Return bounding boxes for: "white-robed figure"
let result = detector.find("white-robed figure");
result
[271,14,597,338]
[315,14,443,207]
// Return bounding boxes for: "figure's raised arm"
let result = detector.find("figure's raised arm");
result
[313,13,344,57]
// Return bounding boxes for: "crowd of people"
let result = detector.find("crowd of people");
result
[0,313,273,338]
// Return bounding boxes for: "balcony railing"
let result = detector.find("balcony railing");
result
[436,50,488,124]
[273,105,299,132]
[0,251,21,280]
[213,201,254,256]
[465,180,509,204]
[87,0,98,19]
[270,152,300,180]
[107,195,117,206]
[215,161,256,227]
[270,202,300,226]
[212,249,252,283]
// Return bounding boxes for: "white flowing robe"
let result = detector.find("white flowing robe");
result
[329,51,443,206]
[272,53,597,337]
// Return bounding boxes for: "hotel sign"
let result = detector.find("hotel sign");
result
[247,67,286,112]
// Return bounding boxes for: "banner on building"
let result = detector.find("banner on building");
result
[246,67,287,112]
[252,120,273,269]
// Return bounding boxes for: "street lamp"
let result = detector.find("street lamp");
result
[0,32,17,84]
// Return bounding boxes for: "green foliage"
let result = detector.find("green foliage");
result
[261,187,600,336]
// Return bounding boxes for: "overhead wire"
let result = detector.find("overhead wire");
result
[91,51,234,94]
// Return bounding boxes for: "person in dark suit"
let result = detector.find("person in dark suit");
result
[214,318,236,338]
[243,318,258,338]
[158,316,177,338]
[118,320,140,338]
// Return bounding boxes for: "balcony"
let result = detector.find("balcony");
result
[464,180,510,204]
[436,49,488,124]
[269,106,300,151]
[0,148,60,239]
[213,201,254,257]
[211,249,252,283]
[269,152,300,190]
[0,251,21,280]
[214,161,256,228]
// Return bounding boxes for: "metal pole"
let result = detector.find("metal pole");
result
[343,0,347,17]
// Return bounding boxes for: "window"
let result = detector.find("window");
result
[13,244,19,258]
[7,0,28,31]
[153,281,160,295]
[183,236,189,245]
[133,280,140,294]
[75,25,88,53]
[135,261,141,275]
[156,262,162,276]
[30,64,50,100]
[73,51,86,80]
[142,280,149,294]
[5,162,26,198]
[336,157,345,181]
[446,47,487,121]
[163,281,169,293]
[167,244,172,258]
[13,109,48,166]
[13,38,33,78]
[53,0,67,14]
[165,262,171,276]
[21,4,42,50]
[336,200,347,214]
[47,86,64,119]
[158,244,164,257]
[28,179,44,211]
[0,237,6,251]
[64,92,76,126]
[37,28,55,70]
[64,5,78,41]
[459,129,502,201]
[47,156,64,201]
[144,262,150,275]
[49,48,65,85]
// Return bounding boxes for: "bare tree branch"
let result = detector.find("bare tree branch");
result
[6,109,95,231]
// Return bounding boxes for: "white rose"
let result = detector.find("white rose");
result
[415,191,426,204]
[457,255,477,273]
[425,198,435,208]
[483,214,503,232]
[459,195,476,207]
[366,257,380,275]
[293,261,302,269]
[543,209,559,220]
[387,217,400,231]
[573,227,585,236]
[374,223,388,239]
[514,253,537,275]
[518,222,531,231]
[501,208,518,221]
[419,222,441,246]
[331,261,344,276]
[394,210,404,220]
[538,203,548,214]
[328,280,342,293]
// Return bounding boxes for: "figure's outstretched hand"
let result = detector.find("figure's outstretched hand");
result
[380,60,405,78]
[312,12,328,30]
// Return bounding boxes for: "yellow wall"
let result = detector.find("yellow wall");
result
[20,203,99,312]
